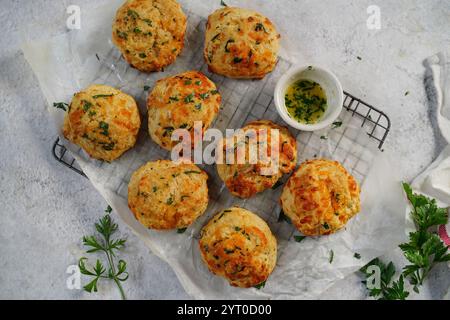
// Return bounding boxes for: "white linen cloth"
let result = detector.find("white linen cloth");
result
[411,52,450,250]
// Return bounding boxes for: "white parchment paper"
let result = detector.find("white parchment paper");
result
[23,0,407,299]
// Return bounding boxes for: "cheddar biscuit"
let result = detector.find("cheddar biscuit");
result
[62,84,140,162]
[147,71,221,150]
[204,7,280,79]
[112,0,187,72]
[128,160,209,230]
[280,159,361,236]
[199,207,277,288]
[216,120,297,198]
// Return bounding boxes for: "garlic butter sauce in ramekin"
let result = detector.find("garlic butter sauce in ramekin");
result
[274,65,343,131]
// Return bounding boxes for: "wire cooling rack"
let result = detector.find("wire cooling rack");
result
[52,138,86,177]
[52,91,390,178]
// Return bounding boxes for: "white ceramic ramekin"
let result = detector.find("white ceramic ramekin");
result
[274,65,343,131]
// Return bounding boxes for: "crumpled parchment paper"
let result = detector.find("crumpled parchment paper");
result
[23,0,407,299]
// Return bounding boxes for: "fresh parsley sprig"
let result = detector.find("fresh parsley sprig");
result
[360,258,409,300]
[399,183,450,293]
[402,183,448,231]
[361,183,449,299]
[78,206,128,299]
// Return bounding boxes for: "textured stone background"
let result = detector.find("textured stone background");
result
[0,0,449,299]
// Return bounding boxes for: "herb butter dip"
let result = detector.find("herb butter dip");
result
[284,79,327,124]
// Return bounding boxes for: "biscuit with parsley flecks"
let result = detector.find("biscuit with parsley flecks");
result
[199,207,277,288]
[128,160,209,230]
[63,84,140,162]
[204,7,280,79]
[147,71,221,150]
[216,120,297,198]
[280,159,361,236]
[112,0,186,72]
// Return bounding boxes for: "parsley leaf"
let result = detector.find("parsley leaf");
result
[332,121,342,129]
[254,281,266,289]
[184,93,195,103]
[255,23,267,32]
[116,30,128,40]
[127,9,139,19]
[361,183,449,299]
[53,102,68,111]
[199,92,210,100]
[82,100,93,112]
[360,258,409,300]
[162,126,174,138]
[293,235,306,243]
[166,195,174,205]
[169,96,179,103]
[184,170,201,175]
[400,230,450,292]
[78,210,128,299]
[98,121,109,136]
[402,183,448,230]
[92,94,114,99]
[383,275,409,300]
[233,57,243,63]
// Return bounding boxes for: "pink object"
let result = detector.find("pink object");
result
[439,224,450,246]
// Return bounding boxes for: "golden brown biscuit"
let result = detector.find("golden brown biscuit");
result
[128,160,209,230]
[112,0,187,72]
[62,84,140,162]
[204,7,280,79]
[216,120,297,198]
[199,207,277,288]
[147,70,221,150]
[280,159,361,236]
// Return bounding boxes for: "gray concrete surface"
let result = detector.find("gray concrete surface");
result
[0,0,449,299]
